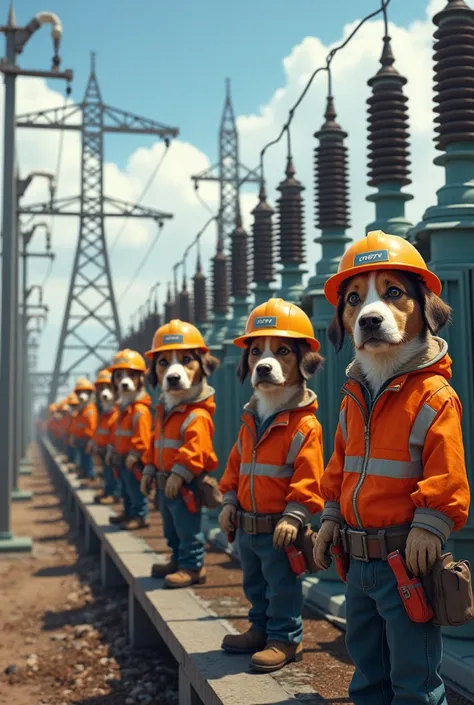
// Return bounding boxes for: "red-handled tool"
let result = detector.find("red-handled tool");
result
[285,544,307,577]
[387,550,434,623]
[227,530,236,544]
[330,543,349,583]
[180,486,200,514]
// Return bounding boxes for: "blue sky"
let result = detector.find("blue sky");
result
[15,0,429,168]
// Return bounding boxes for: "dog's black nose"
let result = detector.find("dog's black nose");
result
[256,364,272,377]
[359,314,383,330]
[166,374,181,386]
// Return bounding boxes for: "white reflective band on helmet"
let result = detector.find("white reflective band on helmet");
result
[253,316,277,328]
[353,249,389,266]
[344,455,422,479]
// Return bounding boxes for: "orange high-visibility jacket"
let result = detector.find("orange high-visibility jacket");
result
[113,393,152,459]
[93,407,118,449]
[70,402,98,441]
[59,413,71,440]
[321,339,470,543]
[142,386,218,483]
[49,414,62,439]
[219,390,324,524]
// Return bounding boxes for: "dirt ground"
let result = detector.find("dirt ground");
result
[0,448,178,705]
[1,446,472,705]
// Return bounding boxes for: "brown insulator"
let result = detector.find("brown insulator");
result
[314,96,351,229]
[277,157,305,264]
[193,253,207,324]
[164,283,174,323]
[251,183,275,283]
[231,211,249,297]
[433,0,474,150]
[212,235,228,315]
[367,36,411,186]
[178,277,193,322]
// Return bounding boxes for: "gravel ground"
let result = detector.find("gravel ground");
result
[0,448,178,705]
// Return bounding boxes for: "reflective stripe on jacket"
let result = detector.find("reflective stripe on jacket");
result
[219,389,325,524]
[71,402,98,440]
[142,384,218,483]
[321,337,470,543]
[93,407,119,449]
[113,392,152,458]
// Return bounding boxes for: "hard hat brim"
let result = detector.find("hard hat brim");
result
[144,343,209,359]
[233,329,321,353]
[324,263,443,307]
[108,363,146,373]
[74,385,95,392]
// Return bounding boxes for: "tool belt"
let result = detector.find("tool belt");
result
[235,511,281,534]
[341,525,410,562]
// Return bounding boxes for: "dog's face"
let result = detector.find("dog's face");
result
[237,336,323,392]
[112,369,144,402]
[77,391,92,405]
[96,383,114,407]
[149,349,219,395]
[328,270,451,354]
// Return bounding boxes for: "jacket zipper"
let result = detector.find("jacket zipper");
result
[240,417,287,515]
[344,385,399,528]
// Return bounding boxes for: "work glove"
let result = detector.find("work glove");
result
[405,527,442,577]
[273,516,300,549]
[125,453,137,470]
[140,465,157,496]
[165,472,184,499]
[313,520,341,570]
[86,440,95,455]
[219,504,237,533]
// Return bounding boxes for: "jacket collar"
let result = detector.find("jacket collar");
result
[242,385,317,427]
[157,380,215,415]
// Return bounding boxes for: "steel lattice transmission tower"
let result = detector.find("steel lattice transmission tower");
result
[17,53,179,401]
[191,79,259,317]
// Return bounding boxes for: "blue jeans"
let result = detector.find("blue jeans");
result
[103,463,120,498]
[157,481,205,570]
[78,446,95,479]
[237,530,303,644]
[346,558,447,705]
[118,462,148,519]
[67,445,77,464]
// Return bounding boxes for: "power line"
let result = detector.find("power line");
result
[117,223,165,303]
[109,140,171,253]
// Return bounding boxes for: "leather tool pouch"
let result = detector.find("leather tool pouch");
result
[294,524,320,573]
[195,472,223,509]
[423,553,474,628]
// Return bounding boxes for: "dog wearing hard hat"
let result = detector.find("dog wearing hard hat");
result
[70,378,98,484]
[91,369,120,506]
[64,392,80,470]
[219,298,325,673]
[314,231,470,705]
[106,349,152,531]
[140,320,220,589]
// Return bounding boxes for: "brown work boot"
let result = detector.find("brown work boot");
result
[98,495,117,506]
[151,559,178,579]
[120,517,150,531]
[109,512,128,526]
[250,641,303,673]
[67,463,77,473]
[163,568,206,589]
[221,627,267,654]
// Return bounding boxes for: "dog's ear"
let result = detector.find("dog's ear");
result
[423,290,452,334]
[147,355,159,388]
[236,346,250,384]
[295,341,324,380]
[327,293,346,353]
[194,351,220,377]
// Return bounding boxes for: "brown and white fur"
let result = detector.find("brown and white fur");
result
[148,350,219,411]
[327,270,451,394]
[112,369,145,407]
[77,389,94,409]
[96,384,115,411]
[237,336,323,419]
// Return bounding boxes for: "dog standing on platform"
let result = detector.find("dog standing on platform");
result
[141,320,219,589]
[91,369,120,505]
[107,349,152,531]
[219,298,325,673]
[314,231,470,705]
[70,378,98,483]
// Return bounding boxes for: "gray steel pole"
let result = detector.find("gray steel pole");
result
[0,21,19,540]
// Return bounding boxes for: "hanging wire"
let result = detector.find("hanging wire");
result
[194,183,216,216]
[117,221,165,303]
[109,139,171,253]
[40,257,54,288]
[259,0,392,181]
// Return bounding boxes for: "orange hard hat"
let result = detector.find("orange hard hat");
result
[67,392,79,406]
[108,349,146,373]
[48,403,57,412]
[233,298,320,352]
[145,319,209,358]
[74,377,95,393]
[324,230,442,306]
[95,368,112,386]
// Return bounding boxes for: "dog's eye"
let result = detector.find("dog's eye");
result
[158,359,168,367]
[182,356,191,365]
[250,347,261,357]
[347,292,360,306]
[277,347,290,356]
[386,286,403,299]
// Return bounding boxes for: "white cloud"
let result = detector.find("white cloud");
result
[0,1,446,387]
